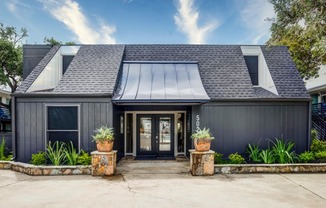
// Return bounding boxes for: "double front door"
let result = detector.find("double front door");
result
[137,114,174,157]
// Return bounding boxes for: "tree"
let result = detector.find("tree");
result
[0,23,28,108]
[267,0,326,79]
[43,36,75,45]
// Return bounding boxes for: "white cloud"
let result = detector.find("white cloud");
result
[239,0,275,44]
[6,0,17,13]
[174,0,219,44]
[40,0,116,44]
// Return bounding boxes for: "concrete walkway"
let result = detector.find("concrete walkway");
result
[0,161,326,208]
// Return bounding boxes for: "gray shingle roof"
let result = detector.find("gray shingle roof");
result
[15,45,60,93]
[15,44,309,100]
[261,46,310,98]
[53,45,125,94]
[124,45,256,99]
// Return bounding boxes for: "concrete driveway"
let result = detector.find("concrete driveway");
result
[0,161,325,208]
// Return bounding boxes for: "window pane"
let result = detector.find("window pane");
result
[177,113,185,153]
[159,117,171,151]
[48,131,78,149]
[126,114,133,153]
[62,55,74,74]
[244,56,258,85]
[48,106,78,130]
[140,117,151,151]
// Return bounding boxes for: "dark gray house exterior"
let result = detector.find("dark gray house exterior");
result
[12,44,311,162]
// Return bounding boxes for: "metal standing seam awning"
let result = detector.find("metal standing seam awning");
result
[112,61,210,104]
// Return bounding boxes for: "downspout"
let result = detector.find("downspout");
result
[11,96,16,160]
[307,100,312,151]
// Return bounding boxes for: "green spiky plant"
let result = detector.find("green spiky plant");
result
[47,141,66,166]
[191,127,215,140]
[64,141,78,165]
[92,126,115,143]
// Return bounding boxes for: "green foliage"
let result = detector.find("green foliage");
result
[315,151,326,163]
[214,152,223,164]
[310,139,326,153]
[0,23,28,93]
[191,127,214,140]
[259,149,275,164]
[270,138,297,163]
[228,153,245,164]
[46,141,66,166]
[299,151,315,163]
[247,143,262,163]
[64,141,78,165]
[92,126,115,143]
[30,151,47,165]
[43,36,76,45]
[267,0,326,79]
[77,150,92,165]
[0,138,11,161]
[311,129,318,141]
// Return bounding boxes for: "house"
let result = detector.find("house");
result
[12,44,311,162]
[305,65,326,139]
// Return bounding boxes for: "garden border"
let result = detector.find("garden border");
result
[0,161,91,176]
[215,163,326,174]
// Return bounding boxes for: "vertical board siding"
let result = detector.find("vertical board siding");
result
[15,98,112,162]
[199,102,309,157]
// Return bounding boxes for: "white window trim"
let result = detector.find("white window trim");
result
[44,103,81,151]
[241,46,279,95]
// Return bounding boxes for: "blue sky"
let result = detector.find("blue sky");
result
[0,0,275,45]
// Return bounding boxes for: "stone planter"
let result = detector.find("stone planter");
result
[96,140,114,152]
[194,138,211,152]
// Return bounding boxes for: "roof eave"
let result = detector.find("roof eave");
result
[12,92,113,98]
[209,97,312,102]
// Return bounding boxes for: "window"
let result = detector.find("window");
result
[244,56,259,85]
[47,106,79,150]
[62,55,74,75]
[5,98,10,105]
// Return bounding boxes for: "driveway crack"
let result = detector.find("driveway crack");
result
[0,177,32,189]
[280,174,326,201]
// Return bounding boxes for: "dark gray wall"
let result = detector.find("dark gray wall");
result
[23,45,52,79]
[14,97,112,162]
[195,101,310,157]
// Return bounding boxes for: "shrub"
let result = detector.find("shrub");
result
[31,151,47,165]
[315,151,326,163]
[310,139,326,153]
[299,151,315,163]
[228,153,245,164]
[64,141,78,165]
[0,138,11,161]
[311,129,318,140]
[214,152,223,164]
[271,138,296,163]
[247,143,261,163]
[259,149,275,164]
[77,150,92,165]
[47,141,66,166]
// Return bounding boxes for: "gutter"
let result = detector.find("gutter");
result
[11,93,113,98]
[209,97,313,102]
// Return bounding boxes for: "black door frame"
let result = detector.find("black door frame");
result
[136,114,174,157]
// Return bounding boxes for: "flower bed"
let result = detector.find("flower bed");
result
[0,160,91,176]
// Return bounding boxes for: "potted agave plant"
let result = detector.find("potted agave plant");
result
[191,127,215,152]
[92,126,115,152]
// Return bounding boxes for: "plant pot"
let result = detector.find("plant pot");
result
[194,138,211,152]
[96,140,114,152]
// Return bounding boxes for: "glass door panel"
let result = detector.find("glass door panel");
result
[159,117,171,151]
[139,117,152,151]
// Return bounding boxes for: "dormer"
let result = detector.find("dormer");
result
[241,46,278,96]
[27,46,80,92]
